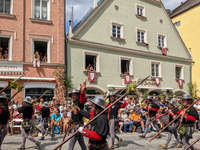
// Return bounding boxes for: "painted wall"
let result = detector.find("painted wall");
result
[171,4,200,96]
[74,0,190,59]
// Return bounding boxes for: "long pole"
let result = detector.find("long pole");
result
[149,99,200,142]
[54,75,150,150]
[185,136,200,150]
[31,92,47,104]
[0,72,27,94]
[145,104,182,127]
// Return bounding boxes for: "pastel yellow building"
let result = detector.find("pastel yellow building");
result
[170,0,200,96]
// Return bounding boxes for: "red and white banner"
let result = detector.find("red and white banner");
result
[88,72,97,82]
[124,75,131,84]
[178,79,183,87]
[154,77,160,86]
[161,47,167,55]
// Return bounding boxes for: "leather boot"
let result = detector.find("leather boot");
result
[160,144,167,149]
[174,143,182,148]
[118,138,123,145]
[138,135,145,138]
[17,145,25,150]
[109,144,114,149]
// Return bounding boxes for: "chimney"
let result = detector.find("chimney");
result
[68,20,73,39]
[93,0,97,9]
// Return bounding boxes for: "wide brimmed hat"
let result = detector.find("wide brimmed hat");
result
[89,96,105,109]
[23,96,32,104]
[108,92,115,97]
[43,102,49,107]
[68,89,80,97]
[182,94,193,101]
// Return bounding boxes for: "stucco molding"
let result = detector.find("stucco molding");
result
[173,89,187,94]
[68,39,193,63]
[25,82,56,89]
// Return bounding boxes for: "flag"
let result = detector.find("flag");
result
[88,72,97,82]
[154,77,160,86]
[178,79,183,87]
[124,75,131,84]
[161,47,167,55]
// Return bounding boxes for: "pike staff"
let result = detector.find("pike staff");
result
[53,75,150,150]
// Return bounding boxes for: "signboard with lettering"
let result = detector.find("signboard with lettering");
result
[0,63,23,74]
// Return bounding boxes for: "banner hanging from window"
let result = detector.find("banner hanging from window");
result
[124,75,131,84]
[178,79,183,87]
[88,72,97,82]
[154,77,160,86]
[161,47,167,55]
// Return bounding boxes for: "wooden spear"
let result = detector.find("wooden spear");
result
[185,136,200,150]
[149,99,200,142]
[54,75,150,150]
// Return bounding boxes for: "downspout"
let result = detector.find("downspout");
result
[189,48,195,94]
[64,0,67,74]
[23,0,26,61]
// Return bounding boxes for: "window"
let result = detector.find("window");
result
[112,24,121,38]
[120,57,133,75]
[137,30,145,43]
[0,37,9,60]
[34,0,49,20]
[158,35,166,47]
[151,62,160,77]
[175,66,183,79]
[25,88,54,101]
[137,6,144,16]
[85,54,97,72]
[0,0,11,14]
[34,41,48,62]
[121,59,130,74]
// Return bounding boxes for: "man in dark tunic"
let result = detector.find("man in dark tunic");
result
[36,102,55,141]
[106,92,129,149]
[0,94,10,150]
[139,96,161,138]
[68,81,87,150]
[17,96,40,150]
[176,94,199,150]
[77,96,109,150]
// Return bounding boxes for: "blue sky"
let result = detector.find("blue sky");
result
[66,0,187,32]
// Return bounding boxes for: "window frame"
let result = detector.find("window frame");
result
[31,38,50,63]
[119,56,133,75]
[135,4,145,17]
[175,65,184,80]
[31,0,50,20]
[0,34,12,61]
[0,0,13,14]
[136,27,147,43]
[110,21,124,39]
[150,61,161,78]
[83,50,100,73]
[157,33,167,48]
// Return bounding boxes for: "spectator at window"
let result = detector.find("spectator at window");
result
[33,51,40,67]
[39,52,43,61]
[0,47,2,53]
[119,109,134,133]
[90,65,94,72]
[124,69,129,75]
[130,109,145,132]
[43,55,47,62]
[3,50,8,59]
[0,52,3,59]
[51,109,62,135]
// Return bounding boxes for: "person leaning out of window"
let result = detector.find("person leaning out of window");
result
[33,51,40,67]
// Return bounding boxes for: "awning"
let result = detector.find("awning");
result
[107,85,173,90]
[0,76,55,81]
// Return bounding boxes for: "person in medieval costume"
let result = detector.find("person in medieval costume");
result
[107,92,129,149]
[17,96,41,150]
[160,100,182,149]
[139,96,161,138]
[0,94,10,150]
[68,81,87,150]
[176,94,199,150]
[35,102,55,141]
[77,96,109,150]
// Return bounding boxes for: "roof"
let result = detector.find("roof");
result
[72,0,105,34]
[170,0,200,18]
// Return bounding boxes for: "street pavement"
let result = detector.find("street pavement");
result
[2,131,200,150]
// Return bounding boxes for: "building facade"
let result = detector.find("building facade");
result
[0,0,65,101]
[170,0,200,96]
[67,0,192,101]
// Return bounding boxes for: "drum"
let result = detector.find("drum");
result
[159,114,169,125]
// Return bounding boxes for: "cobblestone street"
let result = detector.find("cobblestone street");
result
[2,132,200,150]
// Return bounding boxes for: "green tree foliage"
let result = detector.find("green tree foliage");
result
[187,82,199,99]
[53,64,73,95]
[166,89,173,100]
[139,89,149,99]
